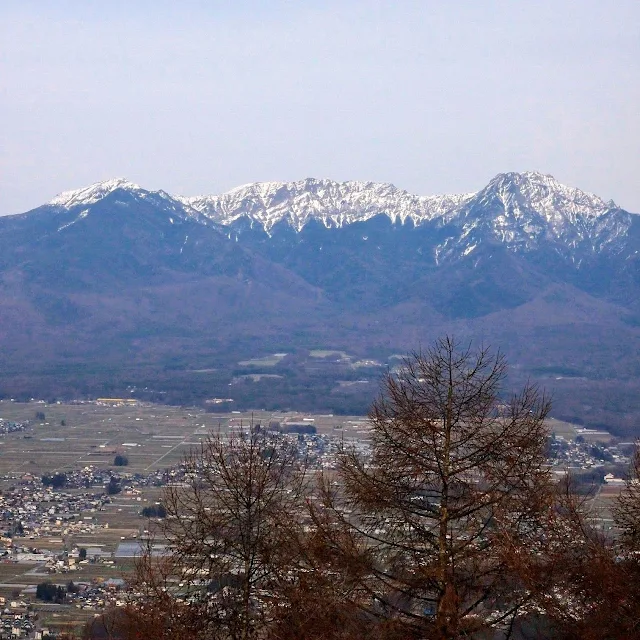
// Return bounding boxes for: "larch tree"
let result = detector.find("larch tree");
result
[613,446,640,549]
[314,337,552,639]
[532,446,640,639]
[124,426,308,640]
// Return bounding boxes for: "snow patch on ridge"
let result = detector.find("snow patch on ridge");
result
[49,178,142,208]
[178,179,475,231]
[57,208,90,232]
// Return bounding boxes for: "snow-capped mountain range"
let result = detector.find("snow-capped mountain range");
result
[3,170,640,434]
[46,172,633,260]
[178,179,475,230]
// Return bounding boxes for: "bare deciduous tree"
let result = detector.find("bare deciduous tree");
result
[507,444,640,640]
[614,446,640,549]
[125,426,307,640]
[314,337,552,639]
[540,448,640,639]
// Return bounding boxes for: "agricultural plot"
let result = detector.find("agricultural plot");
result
[0,401,369,480]
[238,354,288,367]
[0,401,235,478]
[309,350,350,359]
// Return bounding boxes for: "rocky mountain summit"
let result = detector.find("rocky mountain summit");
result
[178,179,474,231]
[454,171,632,257]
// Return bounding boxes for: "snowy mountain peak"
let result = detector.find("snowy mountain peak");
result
[179,178,474,231]
[480,171,617,220]
[46,178,211,233]
[42,173,632,259]
[442,171,631,260]
[49,178,143,208]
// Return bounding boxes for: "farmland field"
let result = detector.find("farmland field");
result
[0,400,370,479]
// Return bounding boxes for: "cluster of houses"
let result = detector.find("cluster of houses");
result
[0,479,111,543]
[547,433,631,478]
[0,420,29,437]
[0,598,37,639]
[0,578,127,639]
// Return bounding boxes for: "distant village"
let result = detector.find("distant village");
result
[0,409,632,638]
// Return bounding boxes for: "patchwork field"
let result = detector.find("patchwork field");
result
[0,402,617,482]
[0,401,366,624]
[0,400,370,478]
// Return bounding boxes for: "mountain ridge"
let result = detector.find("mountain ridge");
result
[1,170,639,435]
[39,171,635,264]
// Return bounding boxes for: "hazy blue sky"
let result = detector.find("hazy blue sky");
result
[2,0,639,214]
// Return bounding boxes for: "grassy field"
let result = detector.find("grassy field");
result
[234,374,284,382]
[309,350,350,359]
[237,354,288,367]
[546,416,615,444]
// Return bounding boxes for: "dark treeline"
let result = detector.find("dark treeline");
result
[56,340,640,638]
[0,360,374,416]
[41,472,67,489]
[3,344,640,437]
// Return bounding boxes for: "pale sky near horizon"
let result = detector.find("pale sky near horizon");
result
[1,0,639,215]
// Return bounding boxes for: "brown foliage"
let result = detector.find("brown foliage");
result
[505,454,640,640]
[613,447,640,549]
[123,426,308,640]
[311,338,552,639]
[114,338,640,639]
